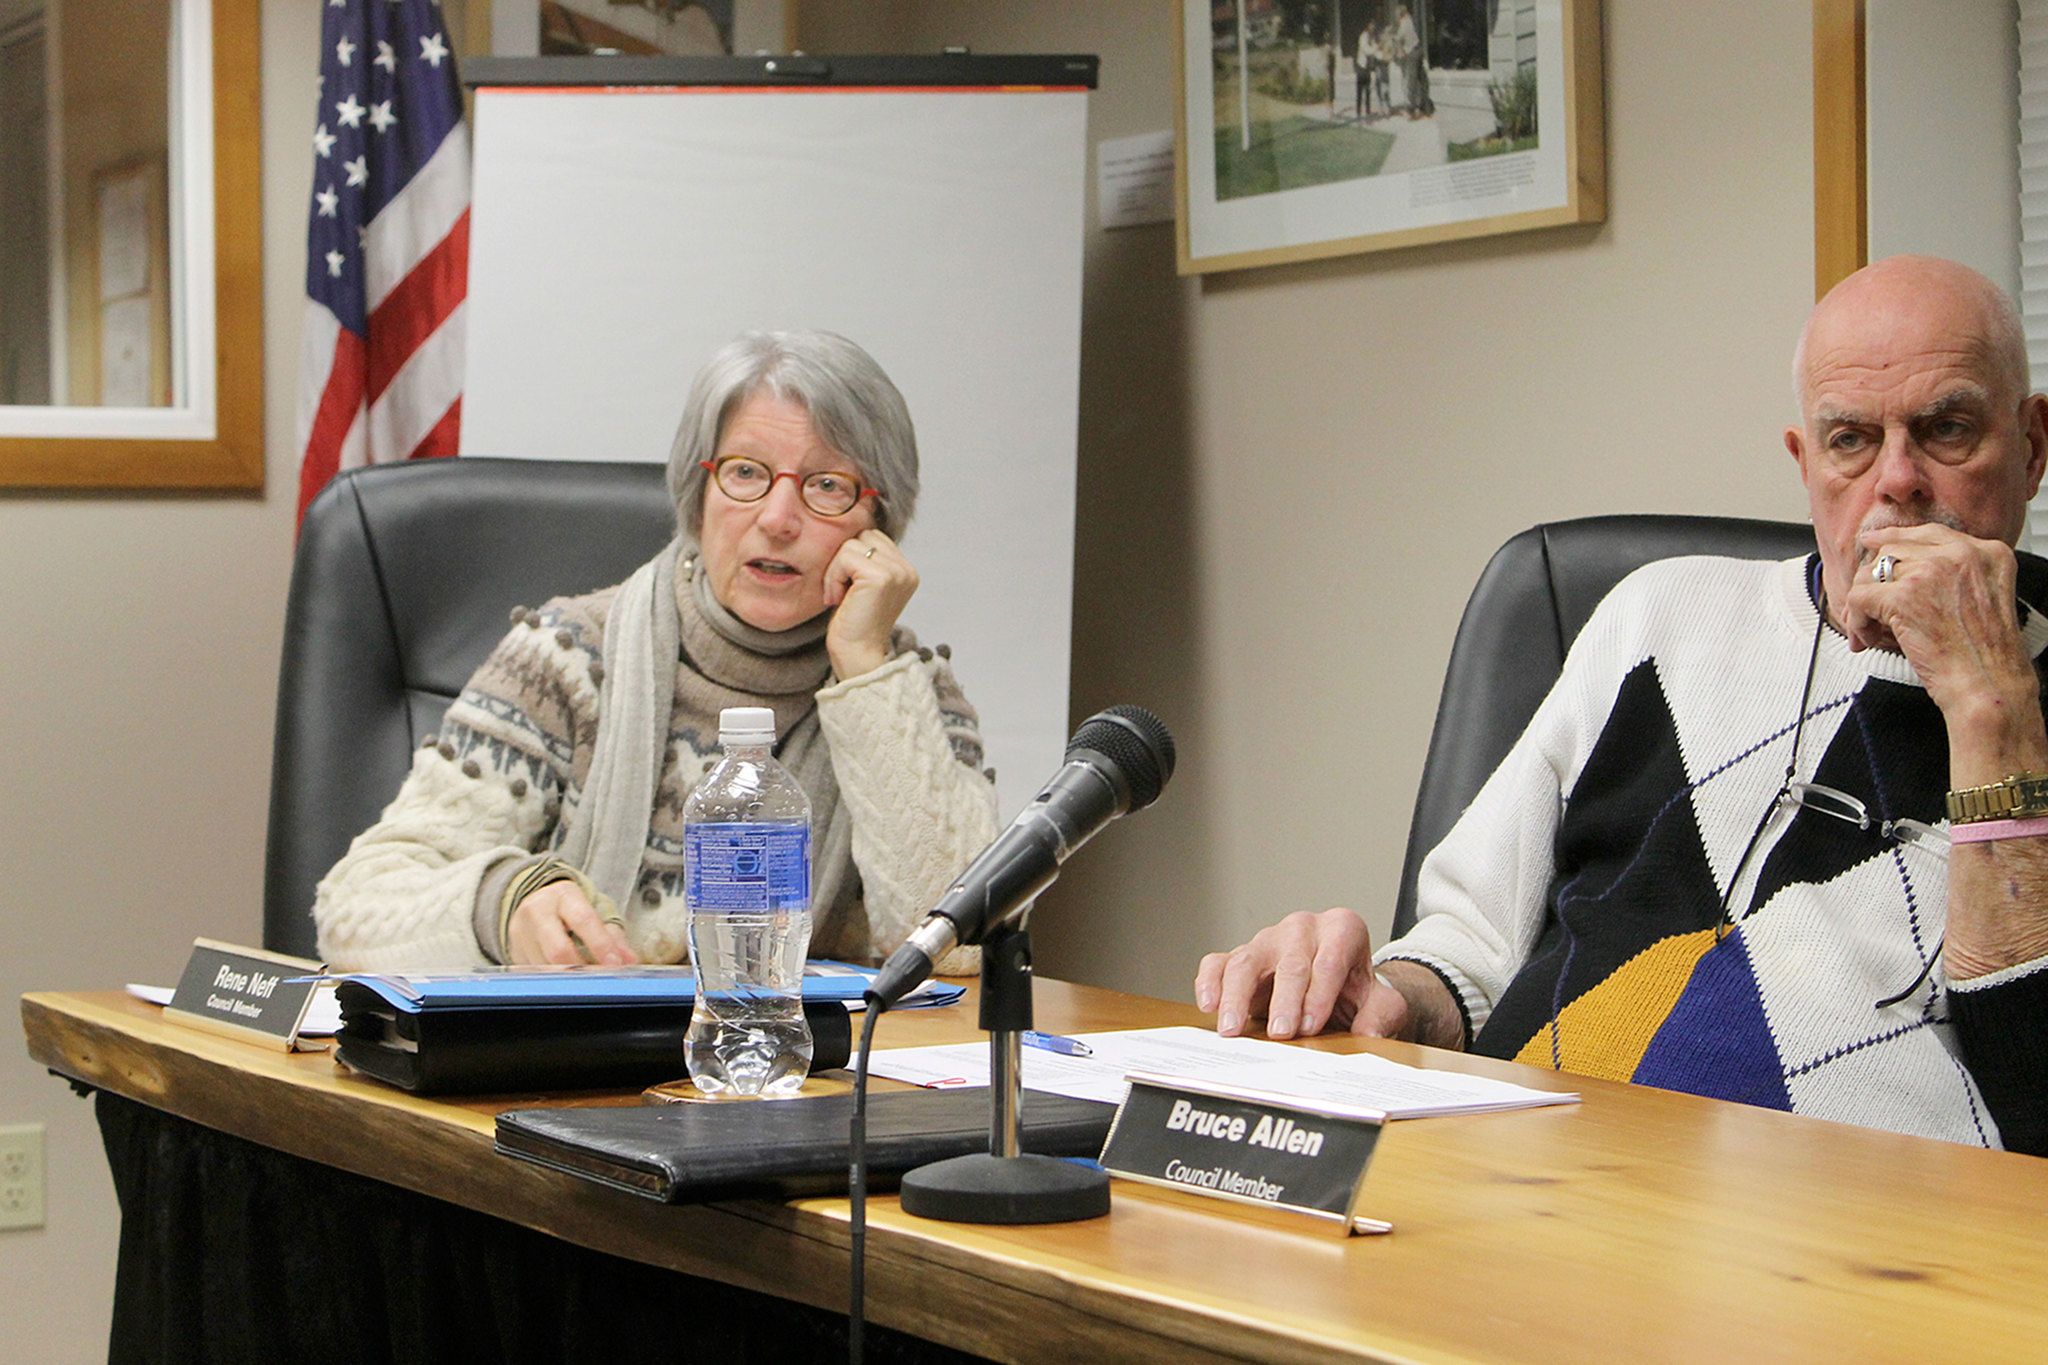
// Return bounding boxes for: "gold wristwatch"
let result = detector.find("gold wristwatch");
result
[1944,772,2048,824]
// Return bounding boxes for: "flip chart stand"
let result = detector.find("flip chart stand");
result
[897,923,1111,1224]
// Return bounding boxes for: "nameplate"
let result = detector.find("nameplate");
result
[165,939,325,1051]
[1099,1072,1390,1236]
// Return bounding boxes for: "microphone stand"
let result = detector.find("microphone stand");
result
[896,920,1111,1224]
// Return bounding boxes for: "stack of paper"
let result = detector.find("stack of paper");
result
[868,1026,1577,1119]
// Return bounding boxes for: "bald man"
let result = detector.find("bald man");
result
[1197,256,2048,1154]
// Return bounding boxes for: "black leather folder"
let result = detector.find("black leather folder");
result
[495,1088,1117,1202]
[334,981,852,1094]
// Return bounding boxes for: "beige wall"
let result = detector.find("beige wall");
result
[798,0,1816,998]
[2,0,1815,1352]
[1,2,317,1356]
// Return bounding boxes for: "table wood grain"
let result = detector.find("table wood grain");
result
[23,983,2048,1363]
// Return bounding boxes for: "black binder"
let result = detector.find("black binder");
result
[495,1088,1117,1202]
[334,980,852,1094]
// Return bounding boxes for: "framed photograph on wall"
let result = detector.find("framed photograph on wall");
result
[1177,0,1605,274]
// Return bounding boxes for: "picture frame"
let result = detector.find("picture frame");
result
[0,0,263,491]
[1811,0,1865,299]
[1176,0,1605,275]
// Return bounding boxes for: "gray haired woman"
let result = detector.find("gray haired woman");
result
[313,330,995,973]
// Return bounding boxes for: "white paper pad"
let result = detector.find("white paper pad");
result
[868,1026,1578,1119]
[127,981,344,1037]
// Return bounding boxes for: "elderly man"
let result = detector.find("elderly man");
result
[1197,256,2048,1154]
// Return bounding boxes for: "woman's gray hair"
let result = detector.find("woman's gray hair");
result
[666,330,919,540]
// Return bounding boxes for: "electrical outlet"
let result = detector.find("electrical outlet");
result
[0,1124,45,1230]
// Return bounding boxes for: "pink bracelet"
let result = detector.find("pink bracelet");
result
[1949,815,2048,844]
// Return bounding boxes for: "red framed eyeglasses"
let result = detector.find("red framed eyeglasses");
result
[700,456,880,518]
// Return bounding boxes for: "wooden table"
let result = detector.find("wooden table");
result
[23,982,2048,1362]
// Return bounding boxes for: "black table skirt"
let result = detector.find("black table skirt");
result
[93,1091,987,1365]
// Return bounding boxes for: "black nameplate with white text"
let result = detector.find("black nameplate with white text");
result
[165,939,324,1050]
[1099,1073,1386,1234]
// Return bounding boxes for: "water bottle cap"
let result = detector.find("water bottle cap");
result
[719,706,777,744]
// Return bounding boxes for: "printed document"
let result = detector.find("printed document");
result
[868,1026,1577,1118]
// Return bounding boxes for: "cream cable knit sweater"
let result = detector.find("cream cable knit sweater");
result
[313,586,997,975]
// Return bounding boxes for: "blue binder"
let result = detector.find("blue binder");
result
[308,961,965,1014]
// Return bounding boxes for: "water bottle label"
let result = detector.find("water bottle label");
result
[685,822,810,912]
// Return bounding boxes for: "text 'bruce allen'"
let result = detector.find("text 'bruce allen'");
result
[1164,1098,1326,1155]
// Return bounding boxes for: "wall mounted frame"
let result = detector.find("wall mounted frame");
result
[1176,0,1605,275]
[1813,0,1866,300]
[0,0,263,490]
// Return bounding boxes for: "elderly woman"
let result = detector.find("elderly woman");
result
[313,330,997,973]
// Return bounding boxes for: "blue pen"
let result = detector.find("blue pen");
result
[1021,1030,1093,1058]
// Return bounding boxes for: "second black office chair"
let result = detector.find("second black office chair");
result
[1391,514,1815,936]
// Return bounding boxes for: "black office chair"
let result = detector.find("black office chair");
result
[263,458,677,958]
[1390,514,1816,936]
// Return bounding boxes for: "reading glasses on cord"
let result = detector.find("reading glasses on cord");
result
[1724,779,1950,1011]
[1781,779,1948,859]
[1717,781,1948,945]
[701,456,880,518]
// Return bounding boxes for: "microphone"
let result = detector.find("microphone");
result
[865,705,1176,1008]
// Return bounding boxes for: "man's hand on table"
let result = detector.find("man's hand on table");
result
[1194,907,1440,1043]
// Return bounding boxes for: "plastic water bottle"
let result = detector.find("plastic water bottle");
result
[683,706,814,1096]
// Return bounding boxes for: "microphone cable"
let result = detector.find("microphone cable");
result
[848,1000,884,1365]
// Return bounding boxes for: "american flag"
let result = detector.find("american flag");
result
[296,0,470,525]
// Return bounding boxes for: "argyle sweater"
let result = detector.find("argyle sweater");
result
[1383,554,2048,1153]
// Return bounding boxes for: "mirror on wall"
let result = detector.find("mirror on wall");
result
[0,0,262,490]
[0,1,174,409]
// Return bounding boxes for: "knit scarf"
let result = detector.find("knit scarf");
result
[554,538,860,956]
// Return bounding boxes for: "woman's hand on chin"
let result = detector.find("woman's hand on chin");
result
[508,881,639,966]
[824,530,918,679]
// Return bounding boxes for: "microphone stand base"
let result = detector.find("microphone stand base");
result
[898,1153,1111,1225]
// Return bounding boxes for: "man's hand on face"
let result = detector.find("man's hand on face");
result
[1841,523,2038,727]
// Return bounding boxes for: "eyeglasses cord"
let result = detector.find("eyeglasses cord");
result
[1711,588,1946,1008]
[1714,589,1829,943]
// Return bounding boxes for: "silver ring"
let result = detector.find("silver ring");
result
[1874,553,1896,584]
[863,545,876,559]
